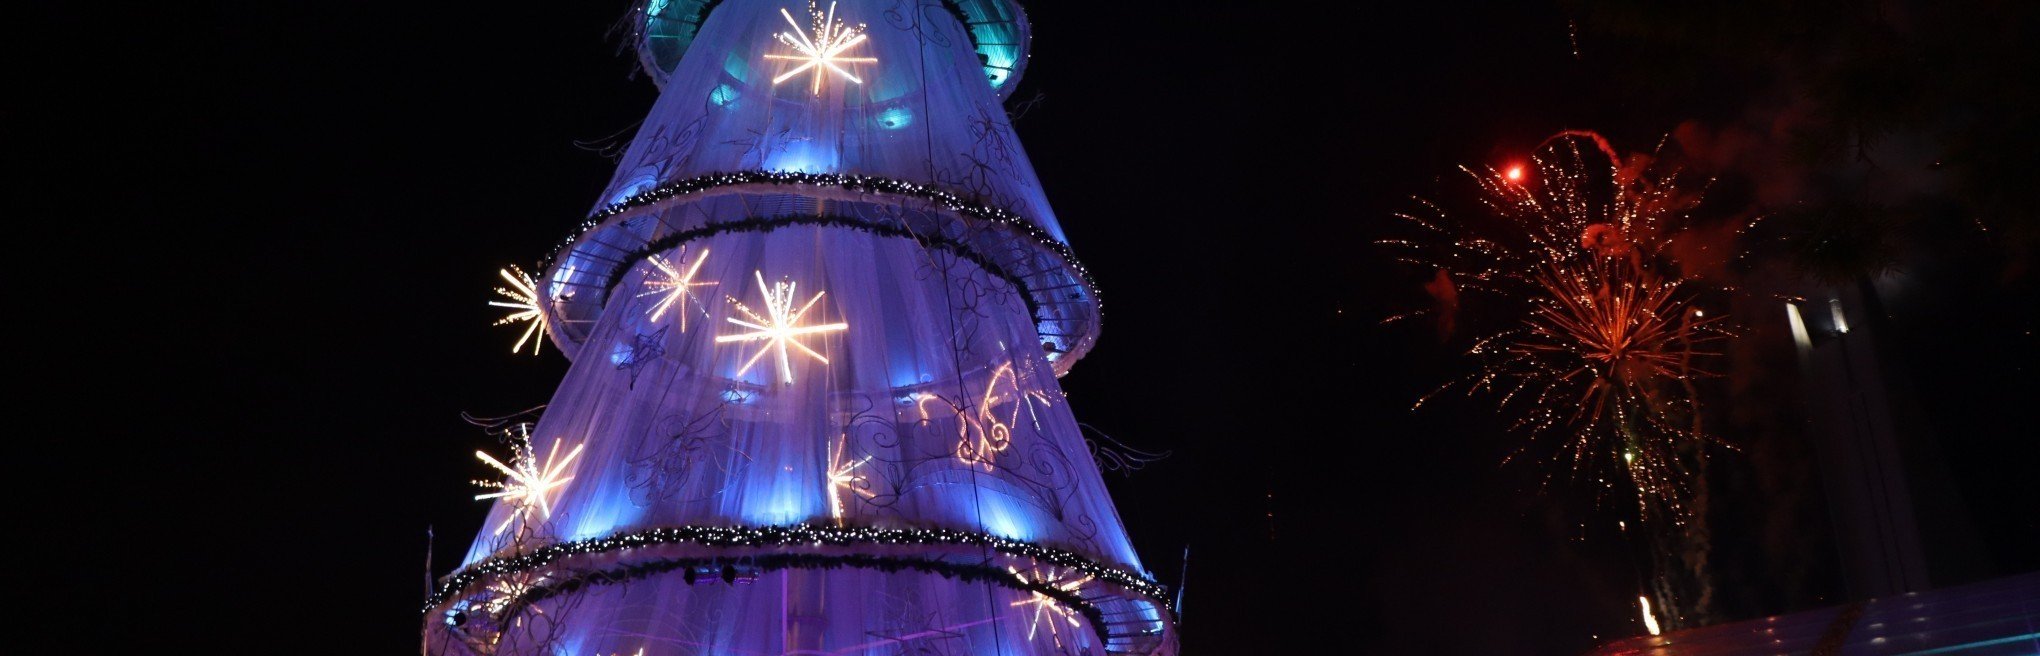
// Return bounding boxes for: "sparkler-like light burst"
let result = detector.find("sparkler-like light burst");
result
[481,570,550,616]
[715,271,848,384]
[489,266,548,355]
[765,1,877,96]
[473,429,586,536]
[1385,131,1740,522]
[1008,566,1091,647]
[637,247,715,329]
[825,432,873,521]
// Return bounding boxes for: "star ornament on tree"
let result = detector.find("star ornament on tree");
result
[481,570,551,615]
[615,325,669,389]
[638,247,715,330]
[716,271,848,385]
[826,432,874,521]
[765,1,877,96]
[1007,566,1092,647]
[473,429,586,536]
[489,265,549,356]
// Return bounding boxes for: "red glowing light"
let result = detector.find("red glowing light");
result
[1505,165,1525,182]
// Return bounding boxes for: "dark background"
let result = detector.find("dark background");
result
[20,0,2035,653]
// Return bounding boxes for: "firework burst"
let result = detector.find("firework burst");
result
[1387,131,1741,522]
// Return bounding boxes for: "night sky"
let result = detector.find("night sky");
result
[24,1,2037,653]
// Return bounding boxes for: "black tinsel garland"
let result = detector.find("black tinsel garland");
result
[594,213,1044,321]
[475,552,1114,642]
[542,171,1099,314]
[424,524,1172,618]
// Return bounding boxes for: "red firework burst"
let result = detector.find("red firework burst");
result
[1387,131,1741,522]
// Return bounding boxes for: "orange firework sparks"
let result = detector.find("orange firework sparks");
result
[1387,132,1738,523]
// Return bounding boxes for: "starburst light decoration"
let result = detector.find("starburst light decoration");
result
[638,247,715,329]
[489,265,549,356]
[826,432,873,521]
[715,271,849,384]
[481,570,551,615]
[473,428,586,536]
[1008,566,1091,647]
[765,1,878,96]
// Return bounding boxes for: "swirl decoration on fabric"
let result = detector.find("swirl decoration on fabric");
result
[881,0,955,48]
[932,107,1017,203]
[641,115,705,171]
[914,245,1002,348]
[913,361,1031,470]
[1081,422,1175,475]
[830,392,907,518]
[625,402,746,507]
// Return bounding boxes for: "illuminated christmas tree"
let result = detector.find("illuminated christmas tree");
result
[423,1,1178,654]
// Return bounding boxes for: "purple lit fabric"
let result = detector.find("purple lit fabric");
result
[595,0,1067,244]
[427,1,1175,654]
[465,227,1142,567]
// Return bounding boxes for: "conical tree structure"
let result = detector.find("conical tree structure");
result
[423,1,1178,654]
